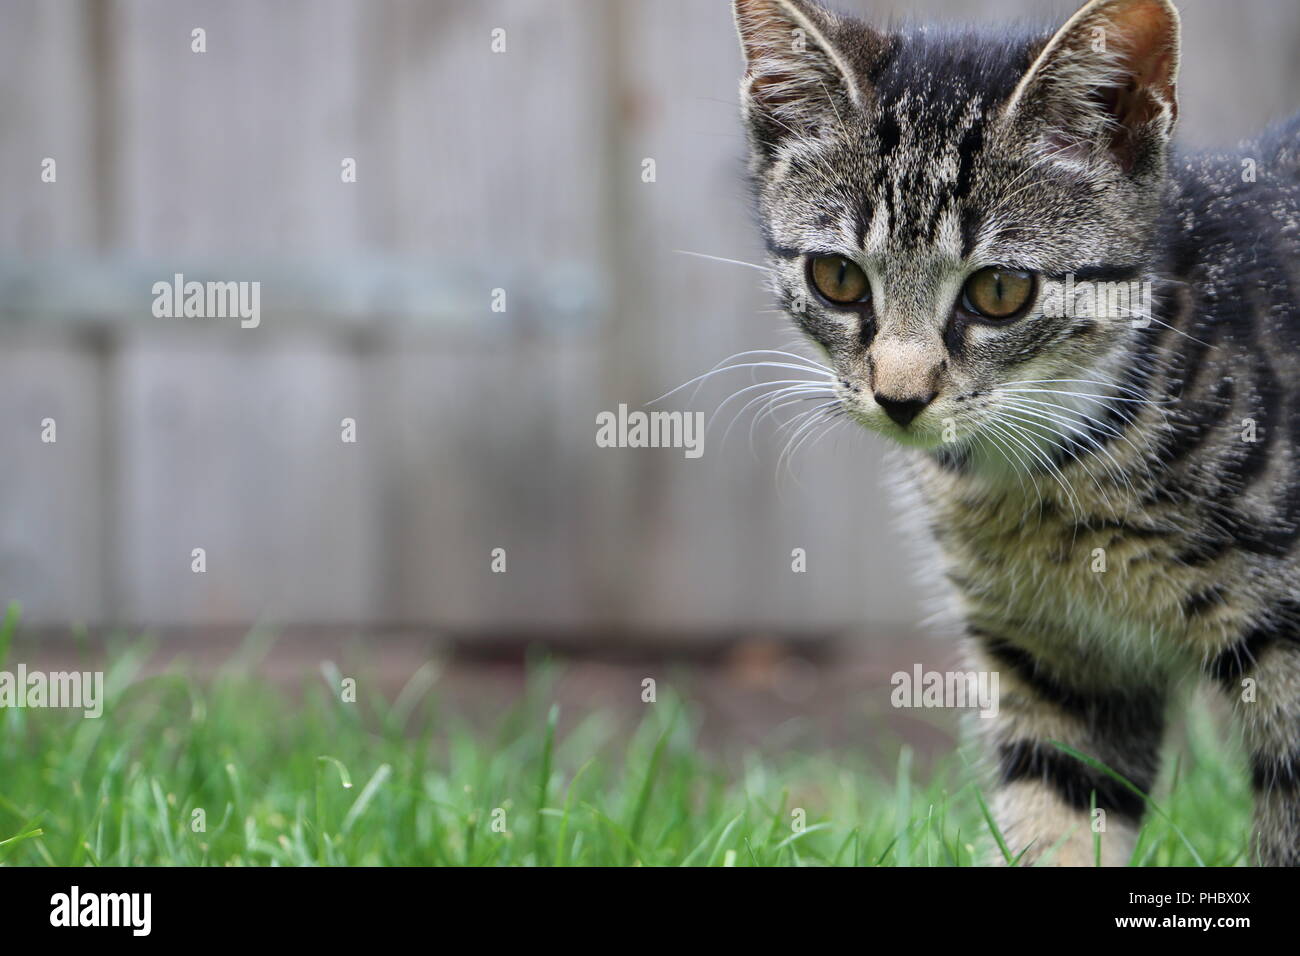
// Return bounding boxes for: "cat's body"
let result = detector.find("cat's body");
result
[733,0,1300,864]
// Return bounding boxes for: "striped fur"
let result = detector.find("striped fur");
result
[734,0,1300,865]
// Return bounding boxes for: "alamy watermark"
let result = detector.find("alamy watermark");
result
[152,273,261,328]
[596,404,704,459]
[1038,272,1153,327]
[891,664,999,718]
[50,886,151,936]
[0,665,104,718]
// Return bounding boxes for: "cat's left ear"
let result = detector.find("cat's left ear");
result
[1003,0,1180,171]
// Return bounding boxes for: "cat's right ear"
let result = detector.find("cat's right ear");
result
[733,0,877,155]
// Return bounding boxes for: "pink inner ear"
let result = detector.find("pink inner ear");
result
[1110,2,1179,117]
[1074,1,1179,169]
[749,68,809,111]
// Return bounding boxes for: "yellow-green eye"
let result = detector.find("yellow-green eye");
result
[809,255,870,305]
[961,267,1036,320]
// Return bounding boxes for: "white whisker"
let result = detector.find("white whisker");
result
[646,361,830,407]
[673,250,774,274]
[707,379,836,433]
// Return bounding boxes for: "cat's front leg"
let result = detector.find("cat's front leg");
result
[1210,620,1300,866]
[966,627,1168,866]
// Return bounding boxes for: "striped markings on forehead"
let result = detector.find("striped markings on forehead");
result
[861,94,989,257]
[769,95,994,262]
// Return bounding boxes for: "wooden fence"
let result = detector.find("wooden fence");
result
[1,0,1296,634]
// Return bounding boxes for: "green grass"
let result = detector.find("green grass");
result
[0,608,1251,866]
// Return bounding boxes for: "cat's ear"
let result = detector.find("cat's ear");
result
[733,0,879,151]
[1003,0,1180,171]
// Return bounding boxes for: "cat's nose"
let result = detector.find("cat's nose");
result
[874,391,936,427]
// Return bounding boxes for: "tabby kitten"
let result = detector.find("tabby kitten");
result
[732,0,1300,865]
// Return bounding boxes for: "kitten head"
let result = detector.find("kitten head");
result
[733,0,1180,458]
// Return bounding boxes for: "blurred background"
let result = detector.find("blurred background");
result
[0,1,1296,727]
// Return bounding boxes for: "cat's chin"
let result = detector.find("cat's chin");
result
[846,413,948,451]
[883,428,947,452]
